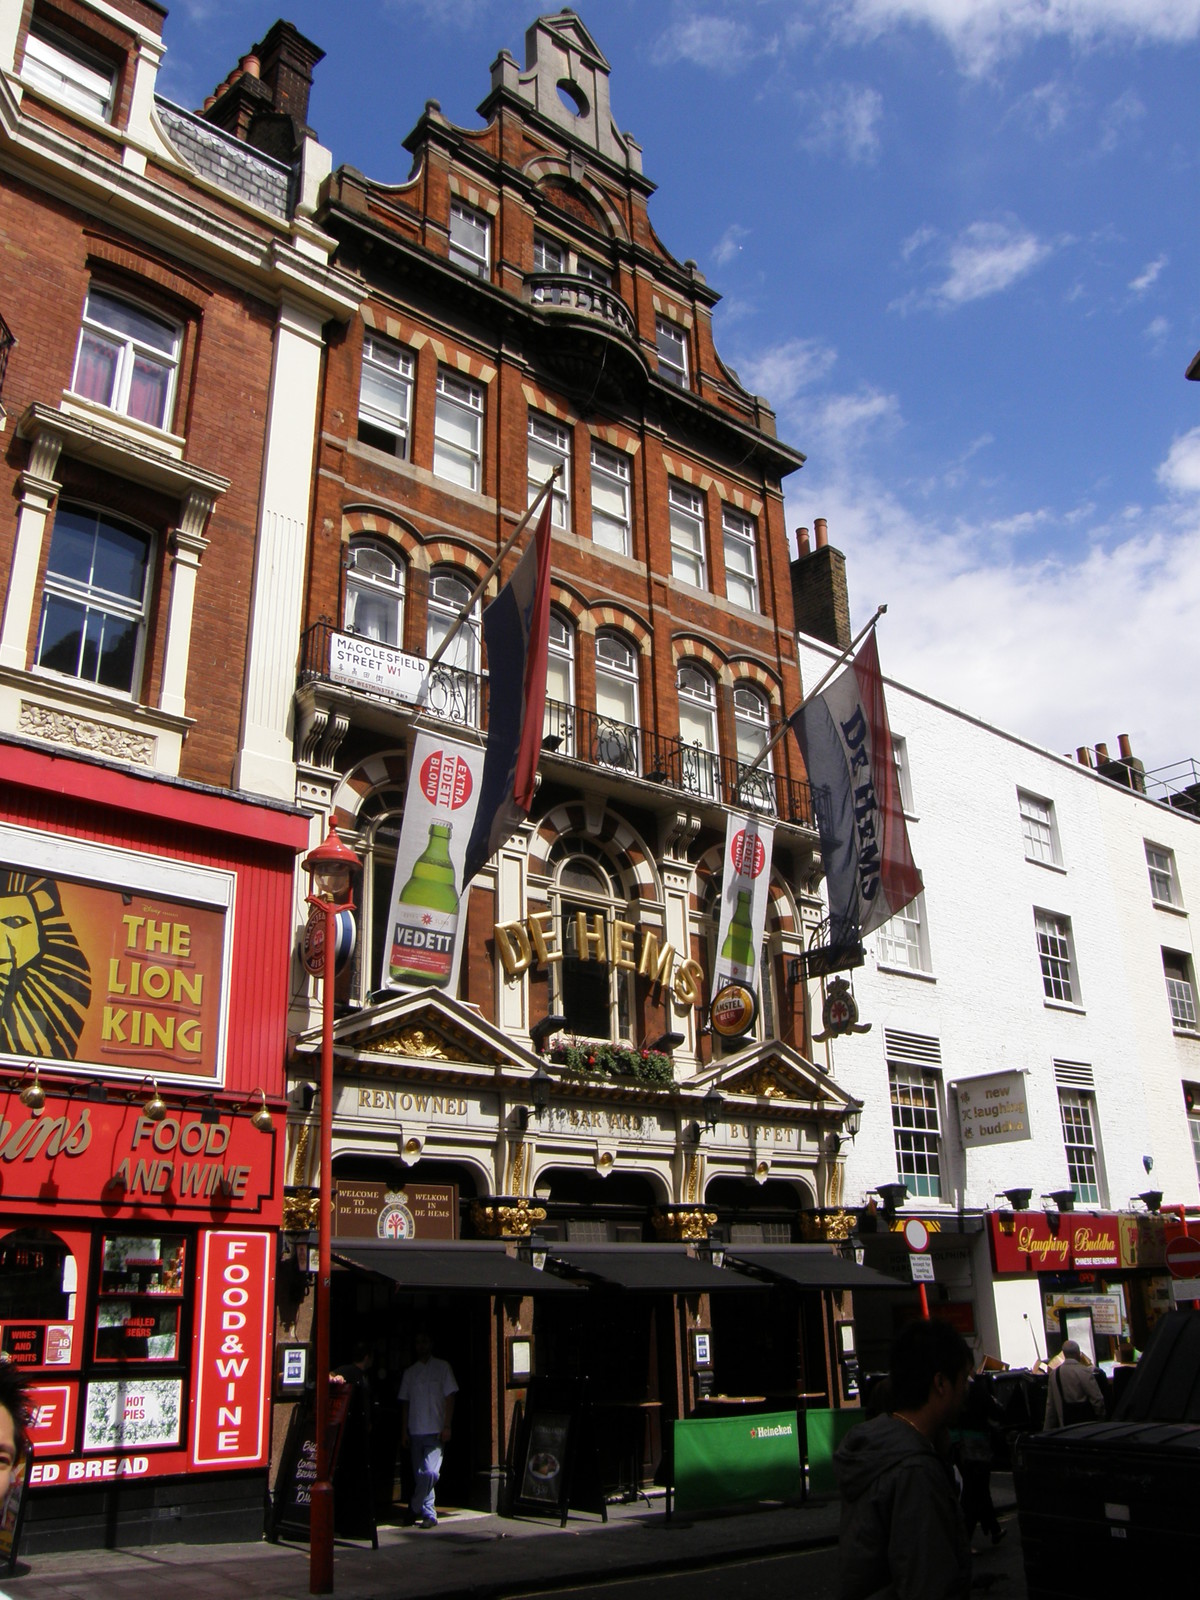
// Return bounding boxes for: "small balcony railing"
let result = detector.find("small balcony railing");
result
[526,274,637,341]
[298,620,483,729]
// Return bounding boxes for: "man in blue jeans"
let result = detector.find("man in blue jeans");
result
[398,1330,458,1528]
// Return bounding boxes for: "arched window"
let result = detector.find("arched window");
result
[36,503,152,695]
[544,608,575,754]
[345,541,405,646]
[549,839,634,1043]
[677,663,720,800]
[733,684,775,814]
[594,631,640,774]
[426,567,480,726]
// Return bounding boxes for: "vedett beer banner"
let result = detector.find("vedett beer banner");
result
[382,729,485,993]
[191,1232,273,1467]
[789,630,921,943]
[713,814,775,997]
[0,825,232,1083]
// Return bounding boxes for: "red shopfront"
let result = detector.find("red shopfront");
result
[0,740,307,1550]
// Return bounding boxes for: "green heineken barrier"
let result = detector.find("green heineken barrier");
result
[805,1406,866,1496]
[672,1410,802,1515]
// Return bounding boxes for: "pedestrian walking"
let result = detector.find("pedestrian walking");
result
[398,1329,457,1528]
[1043,1339,1105,1430]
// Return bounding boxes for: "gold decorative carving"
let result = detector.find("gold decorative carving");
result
[371,1025,470,1062]
[684,1151,702,1204]
[652,1208,718,1241]
[283,1188,320,1231]
[20,702,156,765]
[290,1123,312,1187]
[470,1197,547,1238]
[507,1139,529,1197]
[798,1208,858,1242]
[727,1067,789,1099]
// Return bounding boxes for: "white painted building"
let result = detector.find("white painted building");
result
[795,569,1200,1370]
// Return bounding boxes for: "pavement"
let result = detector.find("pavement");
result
[0,1475,1018,1600]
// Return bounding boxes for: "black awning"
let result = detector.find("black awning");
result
[547,1244,766,1292]
[334,1242,578,1293]
[728,1246,909,1290]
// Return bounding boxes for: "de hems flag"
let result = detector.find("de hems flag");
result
[789,629,921,942]
[463,499,554,885]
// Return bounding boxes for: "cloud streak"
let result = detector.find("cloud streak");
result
[795,82,884,163]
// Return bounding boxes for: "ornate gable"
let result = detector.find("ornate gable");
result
[694,1040,858,1112]
[297,989,541,1074]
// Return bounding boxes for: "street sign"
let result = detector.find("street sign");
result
[1166,1235,1200,1279]
[910,1253,935,1282]
[1171,1278,1200,1304]
[903,1218,930,1253]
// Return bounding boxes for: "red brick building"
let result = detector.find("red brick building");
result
[0,0,354,1548]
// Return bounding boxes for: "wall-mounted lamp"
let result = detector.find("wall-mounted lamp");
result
[1002,1187,1033,1212]
[845,1107,863,1139]
[874,1182,909,1216]
[142,1080,167,1123]
[699,1232,726,1270]
[18,1069,45,1117]
[519,1231,549,1272]
[530,1014,567,1055]
[249,1090,273,1134]
[1046,1188,1075,1214]
[702,1085,724,1134]
[530,1062,554,1118]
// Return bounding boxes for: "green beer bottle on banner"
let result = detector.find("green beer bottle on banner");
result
[389,822,460,986]
[720,889,756,975]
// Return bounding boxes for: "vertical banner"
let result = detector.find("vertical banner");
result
[191,1231,273,1468]
[713,813,775,998]
[382,729,485,993]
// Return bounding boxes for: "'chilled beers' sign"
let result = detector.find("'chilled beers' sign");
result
[382,731,484,993]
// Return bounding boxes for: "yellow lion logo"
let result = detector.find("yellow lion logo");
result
[0,871,91,1058]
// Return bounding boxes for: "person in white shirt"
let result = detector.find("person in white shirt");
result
[398,1329,458,1528]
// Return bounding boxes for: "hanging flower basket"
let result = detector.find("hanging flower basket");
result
[547,1037,674,1088]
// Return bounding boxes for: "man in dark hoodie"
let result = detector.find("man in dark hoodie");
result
[834,1319,973,1600]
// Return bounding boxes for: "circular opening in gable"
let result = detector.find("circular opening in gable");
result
[557,78,589,118]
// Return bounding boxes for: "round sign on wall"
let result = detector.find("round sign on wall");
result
[1165,1234,1200,1279]
[903,1218,930,1253]
[710,982,758,1039]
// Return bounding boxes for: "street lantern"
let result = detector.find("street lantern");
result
[702,1084,724,1134]
[302,824,359,1595]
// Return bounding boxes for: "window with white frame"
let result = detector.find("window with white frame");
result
[892,735,915,814]
[1164,949,1198,1031]
[877,893,930,973]
[1147,842,1181,907]
[527,412,571,527]
[655,316,688,387]
[433,369,483,492]
[722,506,758,610]
[1185,1084,1200,1185]
[669,480,706,588]
[544,607,575,755]
[549,840,634,1043]
[1019,790,1060,866]
[23,21,116,120]
[448,200,489,278]
[425,567,480,726]
[594,631,640,774]
[677,663,720,801]
[344,541,405,646]
[1035,910,1077,1004]
[590,443,631,556]
[888,1059,942,1200]
[532,233,611,289]
[35,504,151,695]
[1058,1088,1103,1204]
[357,333,412,458]
[533,234,564,274]
[733,684,774,813]
[71,288,180,431]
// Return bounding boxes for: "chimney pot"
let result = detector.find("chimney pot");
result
[797,526,811,556]
[1095,742,1109,764]
[241,53,260,78]
[815,517,828,549]
[1076,747,1092,767]
[1118,733,1133,760]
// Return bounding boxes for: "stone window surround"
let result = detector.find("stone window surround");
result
[0,402,227,773]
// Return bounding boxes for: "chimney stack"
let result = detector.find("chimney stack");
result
[790,516,851,651]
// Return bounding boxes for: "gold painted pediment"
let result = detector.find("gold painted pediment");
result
[720,1048,840,1105]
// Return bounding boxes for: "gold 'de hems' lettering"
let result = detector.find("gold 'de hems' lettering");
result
[494,913,703,1006]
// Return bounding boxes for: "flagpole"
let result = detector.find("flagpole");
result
[424,469,560,676]
[740,603,888,779]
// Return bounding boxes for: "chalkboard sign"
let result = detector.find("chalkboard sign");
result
[0,1438,33,1576]
[268,1387,352,1543]
[515,1411,572,1525]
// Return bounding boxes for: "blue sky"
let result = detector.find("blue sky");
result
[160,1,1200,776]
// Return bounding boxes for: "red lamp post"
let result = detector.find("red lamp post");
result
[301,826,359,1595]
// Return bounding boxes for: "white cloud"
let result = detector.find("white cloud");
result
[1158,426,1200,494]
[937,220,1054,305]
[795,82,884,163]
[828,0,1200,75]
[1004,78,1075,136]
[1129,255,1167,294]
[734,338,838,404]
[1097,88,1146,153]
[900,225,937,261]
[1144,315,1171,348]
[653,15,769,73]
[713,224,750,267]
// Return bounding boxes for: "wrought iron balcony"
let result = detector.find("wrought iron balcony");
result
[297,619,483,729]
[526,274,637,341]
